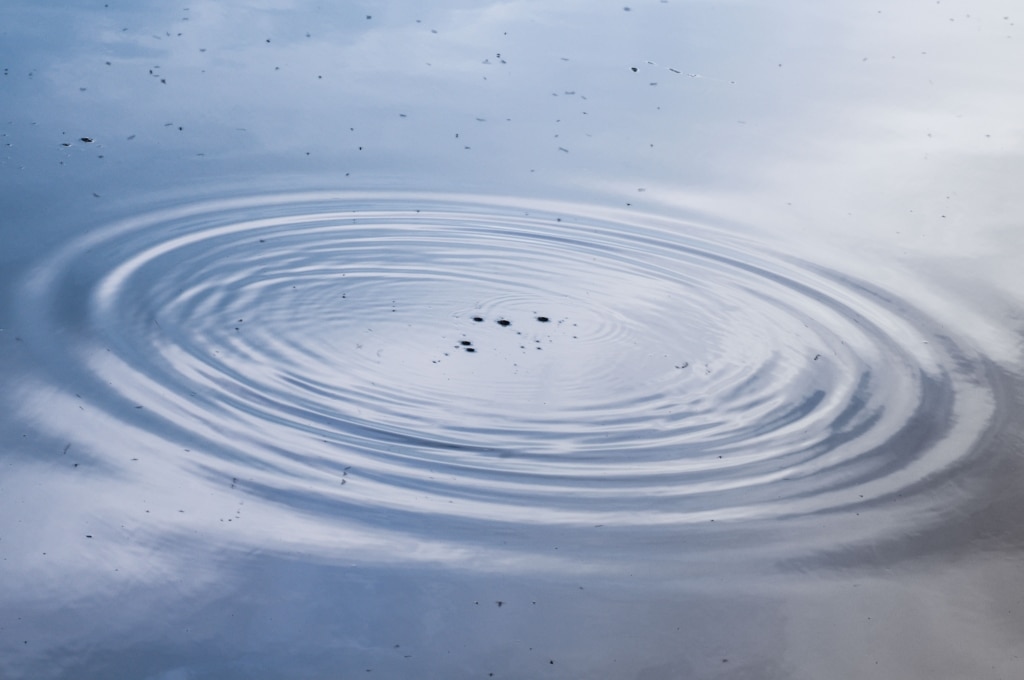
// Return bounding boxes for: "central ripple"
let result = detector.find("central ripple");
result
[15,192,995,544]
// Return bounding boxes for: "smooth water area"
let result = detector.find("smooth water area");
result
[2,2,1023,679]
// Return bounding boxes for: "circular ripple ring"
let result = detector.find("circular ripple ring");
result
[15,191,996,538]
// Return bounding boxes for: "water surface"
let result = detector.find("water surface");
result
[2,2,1023,678]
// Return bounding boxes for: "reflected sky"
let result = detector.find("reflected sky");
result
[2,1,1023,679]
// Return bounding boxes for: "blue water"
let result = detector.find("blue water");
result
[2,2,1023,678]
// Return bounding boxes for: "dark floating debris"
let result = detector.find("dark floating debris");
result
[472,316,484,322]
[80,137,93,143]
[465,347,476,353]
[496,319,511,327]
[536,316,549,322]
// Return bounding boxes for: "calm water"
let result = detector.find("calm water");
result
[2,2,1023,679]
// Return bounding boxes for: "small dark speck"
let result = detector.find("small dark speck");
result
[814,354,821,360]
[80,137,93,143]
[472,316,484,322]
[497,319,511,327]
[536,316,549,322]
[496,601,504,607]
[465,347,476,353]
[86,535,93,538]
[631,66,638,72]
[460,340,472,346]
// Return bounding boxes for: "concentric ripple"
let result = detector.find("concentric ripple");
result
[14,192,997,542]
